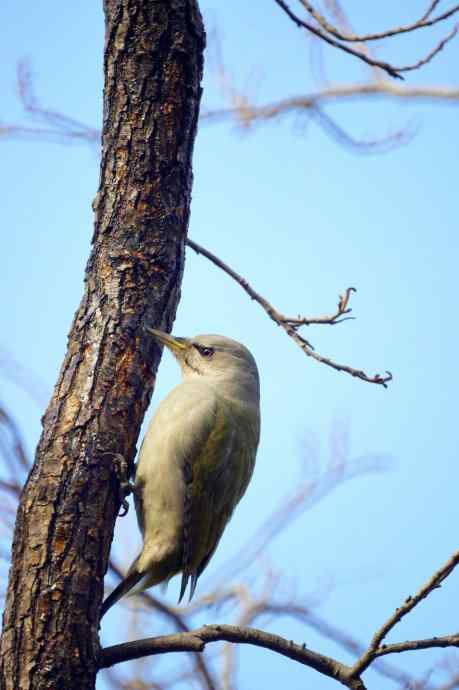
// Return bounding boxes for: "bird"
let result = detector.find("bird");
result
[100,327,260,617]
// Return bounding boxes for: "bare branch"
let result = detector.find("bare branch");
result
[100,624,368,690]
[350,549,459,677]
[200,78,458,157]
[308,106,413,154]
[0,346,49,407]
[106,561,217,690]
[421,1,443,22]
[0,479,21,499]
[372,635,459,658]
[273,0,459,79]
[202,82,459,128]
[4,74,401,155]
[298,1,459,42]
[260,603,418,687]
[284,286,356,327]
[5,61,459,158]
[202,75,459,153]
[204,577,418,689]
[0,61,99,148]
[0,407,31,475]
[400,24,459,73]
[318,0,392,83]
[187,238,392,387]
[273,0,403,79]
[206,24,399,152]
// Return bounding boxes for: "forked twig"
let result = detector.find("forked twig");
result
[100,548,459,688]
[100,623,367,690]
[274,0,459,80]
[298,0,459,42]
[187,238,392,387]
[350,549,459,677]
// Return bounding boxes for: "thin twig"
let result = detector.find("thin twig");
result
[187,238,392,387]
[396,24,459,73]
[261,603,418,686]
[421,1,443,23]
[273,0,404,79]
[274,0,459,79]
[350,549,459,677]
[297,0,459,42]
[372,634,459,658]
[0,479,22,499]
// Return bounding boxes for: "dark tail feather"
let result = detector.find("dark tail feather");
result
[100,569,143,619]
[189,572,199,601]
[177,571,199,603]
[178,571,189,603]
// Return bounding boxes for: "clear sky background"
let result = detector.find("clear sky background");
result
[1,3,459,689]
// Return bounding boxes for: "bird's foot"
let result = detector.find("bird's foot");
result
[112,453,137,517]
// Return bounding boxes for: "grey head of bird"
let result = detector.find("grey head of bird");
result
[145,327,260,401]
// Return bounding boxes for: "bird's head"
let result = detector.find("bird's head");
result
[145,327,259,397]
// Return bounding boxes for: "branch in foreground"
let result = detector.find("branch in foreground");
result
[350,549,459,677]
[100,547,459,688]
[298,0,459,43]
[264,604,417,687]
[274,0,459,79]
[107,560,217,690]
[187,238,392,387]
[100,624,367,690]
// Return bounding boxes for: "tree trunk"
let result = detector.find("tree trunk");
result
[0,2,204,688]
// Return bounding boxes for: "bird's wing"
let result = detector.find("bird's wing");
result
[134,383,221,546]
[180,397,257,601]
[133,382,257,601]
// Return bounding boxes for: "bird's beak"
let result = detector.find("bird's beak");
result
[144,327,188,354]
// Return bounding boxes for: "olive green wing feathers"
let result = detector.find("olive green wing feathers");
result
[180,397,259,601]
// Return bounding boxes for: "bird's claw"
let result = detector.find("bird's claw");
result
[112,453,136,517]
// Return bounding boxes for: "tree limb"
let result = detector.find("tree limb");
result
[100,548,459,688]
[100,623,367,690]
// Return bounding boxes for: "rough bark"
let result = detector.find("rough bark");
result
[0,2,204,689]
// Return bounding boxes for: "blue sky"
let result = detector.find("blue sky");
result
[1,3,459,689]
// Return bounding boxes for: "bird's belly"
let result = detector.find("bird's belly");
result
[135,443,185,574]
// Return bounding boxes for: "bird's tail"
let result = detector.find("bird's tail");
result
[100,568,144,619]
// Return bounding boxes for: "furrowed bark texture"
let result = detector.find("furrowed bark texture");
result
[0,2,204,689]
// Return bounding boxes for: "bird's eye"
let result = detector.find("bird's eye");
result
[195,345,214,358]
